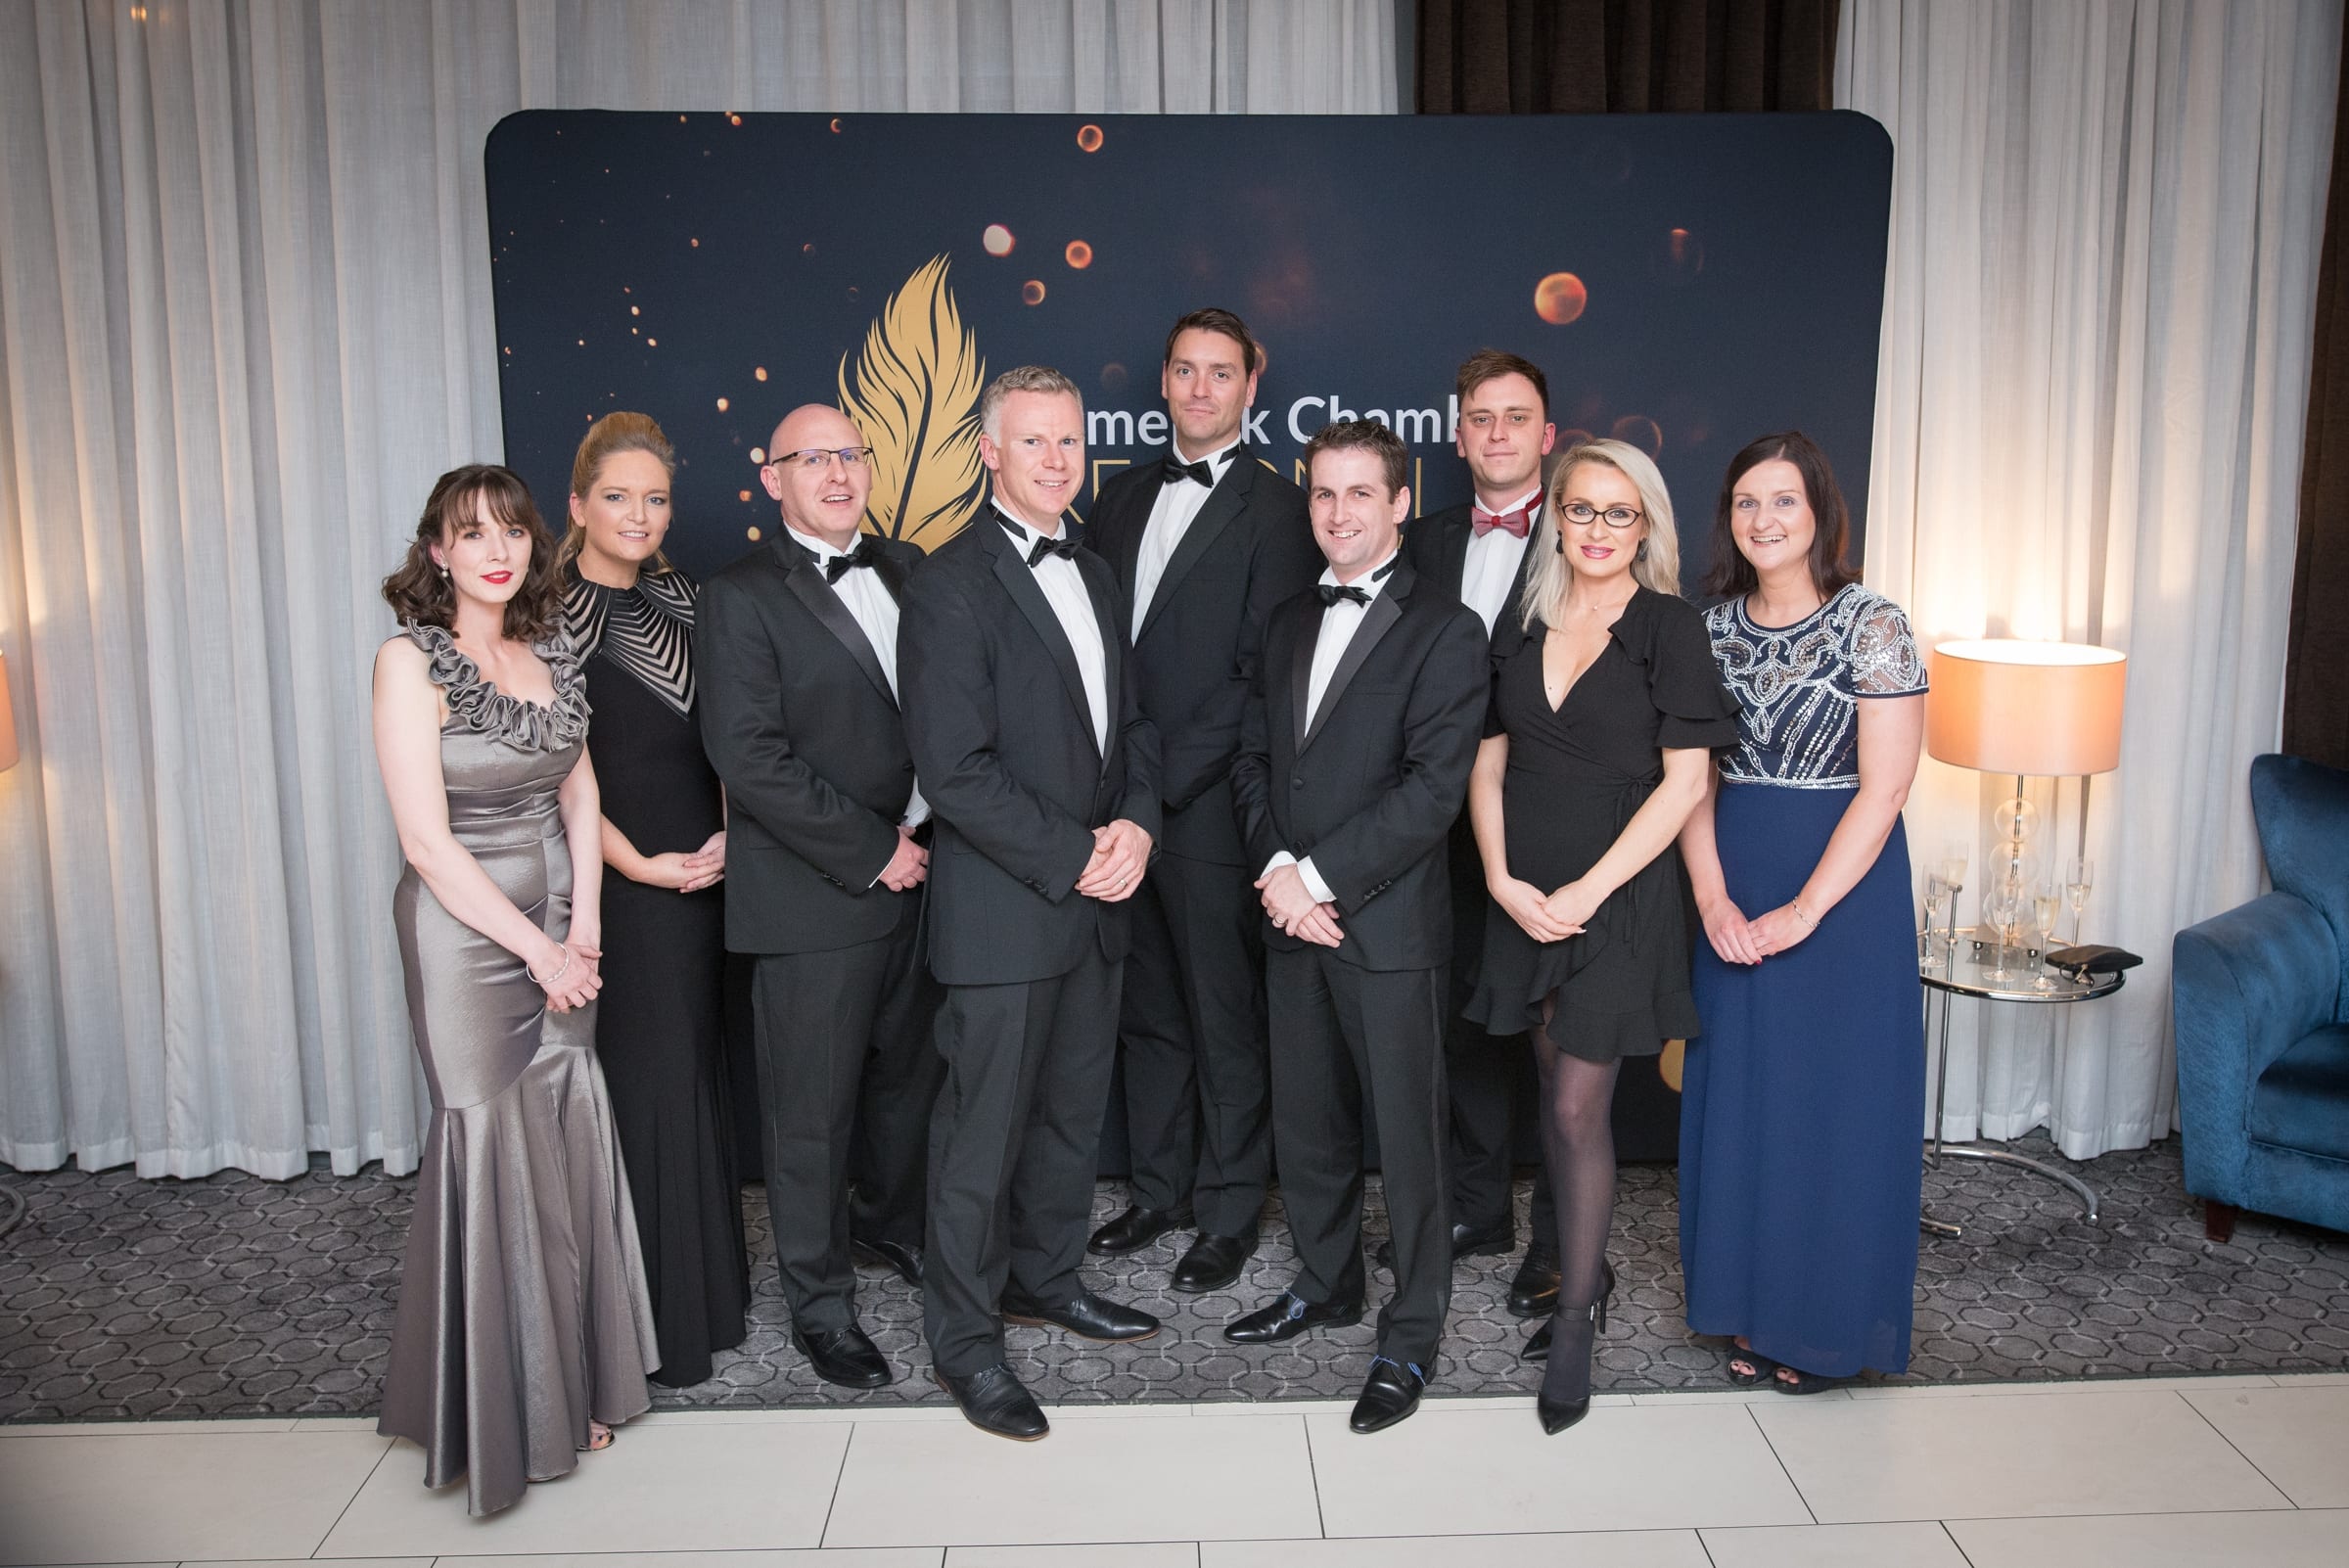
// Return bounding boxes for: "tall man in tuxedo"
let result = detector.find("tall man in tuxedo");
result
[900,366,1164,1441]
[1226,420,1489,1434]
[1082,308,1321,1290]
[1399,349,1563,1319]
[696,403,944,1391]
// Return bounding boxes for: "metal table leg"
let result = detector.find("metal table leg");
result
[1920,983,2101,1230]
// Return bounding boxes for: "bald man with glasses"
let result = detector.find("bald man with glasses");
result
[698,403,944,1393]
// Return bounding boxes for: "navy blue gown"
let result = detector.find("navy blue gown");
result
[1680,583,1928,1377]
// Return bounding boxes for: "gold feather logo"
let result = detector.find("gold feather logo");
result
[838,254,988,550]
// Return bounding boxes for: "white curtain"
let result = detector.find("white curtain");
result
[0,0,1398,1180]
[1838,0,2340,1157]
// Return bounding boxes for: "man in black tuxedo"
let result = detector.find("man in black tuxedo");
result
[1082,308,1320,1290]
[696,402,944,1391]
[1226,420,1489,1434]
[899,365,1164,1441]
[1398,349,1564,1320]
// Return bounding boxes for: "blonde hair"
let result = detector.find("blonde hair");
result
[1520,438,1681,630]
[979,365,1082,440]
[559,410,677,575]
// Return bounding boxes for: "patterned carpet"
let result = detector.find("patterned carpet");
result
[1,1135,2343,1422]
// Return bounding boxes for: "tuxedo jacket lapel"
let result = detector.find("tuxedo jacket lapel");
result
[1300,589,1403,757]
[778,542,898,709]
[987,523,1102,761]
[1437,510,1474,596]
[1288,597,1316,753]
[1135,455,1250,646]
[1082,552,1124,771]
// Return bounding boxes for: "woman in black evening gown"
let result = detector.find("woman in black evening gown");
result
[560,412,750,1387]
[1461,438,1737,1434]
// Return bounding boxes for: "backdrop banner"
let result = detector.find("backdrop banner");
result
[487,109,1894,1160]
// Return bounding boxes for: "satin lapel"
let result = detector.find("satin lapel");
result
[1299,580,1405,757]
[780,550,898,709]
[1136,460,1248,645]
[872,544,910,606]
[988,529,1100,760]
[1440,509,1474,595]
[1497,503,1541,630]
[1082,552,1122,774]
[1107,480,1152,597]
[1288,598,1316,754]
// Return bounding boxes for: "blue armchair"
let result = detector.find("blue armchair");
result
[2174,753,2349,1241]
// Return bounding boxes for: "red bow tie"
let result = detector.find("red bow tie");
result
[1472,505,1533,538]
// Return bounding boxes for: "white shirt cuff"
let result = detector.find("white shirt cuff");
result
[1260,851,1335,906]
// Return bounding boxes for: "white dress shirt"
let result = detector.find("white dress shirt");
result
[1130,438,1241,637]
[1459,484,1541,635]
[1263,550,1403,907]
[991,500,1110,750]
[785,525,930,831]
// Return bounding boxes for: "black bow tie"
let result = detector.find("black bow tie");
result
[994,508,1079,567]
[1162,454,1218,488]
[824,536,880,583]
[1317,583,1370,608]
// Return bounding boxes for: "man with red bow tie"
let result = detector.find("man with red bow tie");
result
[1397,348,1563,1321]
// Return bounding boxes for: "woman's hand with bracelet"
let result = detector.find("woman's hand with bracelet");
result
[530,938,603,1013]
[1747,897,1819,958]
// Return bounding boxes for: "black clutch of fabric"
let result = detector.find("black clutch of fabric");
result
[2044,945,2143,976]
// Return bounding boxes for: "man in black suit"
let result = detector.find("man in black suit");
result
[1226,420,1489,1434]
[1399,349,1563,1320]
[899,365,1164,1441]
[697,402,944,1391]
[1082,308,1321,1290]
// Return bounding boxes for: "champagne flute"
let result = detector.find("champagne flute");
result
[2031,883,2064,991]
[1937,838,1969,954]
[2065,856,2095,944]
[1921,874,1953,961]
[1981,880,2025,982]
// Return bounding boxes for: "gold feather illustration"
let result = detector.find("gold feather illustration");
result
[837,254,988,550]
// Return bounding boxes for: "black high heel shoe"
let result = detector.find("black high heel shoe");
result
[1522,1259,1613,1362]
[1535,1261,1615,1436]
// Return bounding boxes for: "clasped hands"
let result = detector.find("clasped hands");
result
[533,936,604,1013]
[638,830,727,893]
[1699,897,1815,965]
[877,823,930,892]
[1076,819,1151,901]
[1491,874,1594,945]
[1257,862,1343,947]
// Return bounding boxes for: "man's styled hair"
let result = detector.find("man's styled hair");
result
[1162,307,1263,377]
[979,364,1083,440]
[1455,347,1549,411]
[1302,418,1409,497]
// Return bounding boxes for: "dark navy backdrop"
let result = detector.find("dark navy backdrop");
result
[484,110,1892,1166]
[486,110,1891,588]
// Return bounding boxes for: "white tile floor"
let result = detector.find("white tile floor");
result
[2,1374,2345,1567]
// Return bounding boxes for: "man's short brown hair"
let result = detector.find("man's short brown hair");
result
[1455,348,1549,412]
[1302,419,1409,497]
[1163,307,1262,377]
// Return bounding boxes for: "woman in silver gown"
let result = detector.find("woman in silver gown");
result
[371,463,659,1515]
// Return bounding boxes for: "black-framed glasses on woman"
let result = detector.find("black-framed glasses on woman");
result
[766,446,876,471]
[1558,500,1643,530]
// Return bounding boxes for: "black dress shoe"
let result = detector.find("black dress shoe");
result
[791,1322,892,1390]
[1348,1356,1427,1434]
[1087,1203,1194,1256]
[1171,1230,1258,1293]
[852,1235,924,1288]
[1000,1289,1160,1342]
[935,1362,1049,1441]
[1508,1248,1562,1318]
[1222,1291,1364,1344]
[1374,1217,1514,1270]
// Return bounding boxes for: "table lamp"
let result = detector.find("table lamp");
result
[1925,638,2127,898]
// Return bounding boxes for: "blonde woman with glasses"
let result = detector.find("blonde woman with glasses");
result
[1460,439,1738,1434]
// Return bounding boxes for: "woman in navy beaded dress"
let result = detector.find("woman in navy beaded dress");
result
[1677,432,1928,1392]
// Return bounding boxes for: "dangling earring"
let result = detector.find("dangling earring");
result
[438,563,450,577]
[1635,539,1648,561]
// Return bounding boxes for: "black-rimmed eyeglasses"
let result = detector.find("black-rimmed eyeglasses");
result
[766,446,876,471]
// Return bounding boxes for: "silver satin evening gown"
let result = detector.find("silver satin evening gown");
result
[375,623,659,1516]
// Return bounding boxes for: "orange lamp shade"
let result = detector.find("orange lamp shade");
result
[0,650,16,772]
[1925,639,2126,777]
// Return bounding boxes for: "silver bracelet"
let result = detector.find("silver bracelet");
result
[1788,898,1817,930]
[530,945,573,986]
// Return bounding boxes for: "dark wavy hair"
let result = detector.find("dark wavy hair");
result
[381,464,563,641]
[1702,431,1861,601]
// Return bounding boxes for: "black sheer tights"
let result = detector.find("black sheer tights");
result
[1532,994,1622,1404]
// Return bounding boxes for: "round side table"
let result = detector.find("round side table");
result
[1920,928,2124,1236]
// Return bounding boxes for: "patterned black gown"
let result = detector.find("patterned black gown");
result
[564,569,750,1387]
